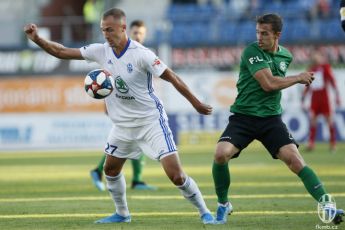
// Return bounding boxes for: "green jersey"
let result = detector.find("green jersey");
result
[230,42,293,117]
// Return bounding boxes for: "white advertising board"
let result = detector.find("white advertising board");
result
[0,113,112,151]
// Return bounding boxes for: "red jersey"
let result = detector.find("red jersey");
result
[305,64,337,115]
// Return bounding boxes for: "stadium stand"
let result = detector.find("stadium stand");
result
[163,0,344,46]
[0,0,343,49]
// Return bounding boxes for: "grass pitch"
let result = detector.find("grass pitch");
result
[0,142,344,230]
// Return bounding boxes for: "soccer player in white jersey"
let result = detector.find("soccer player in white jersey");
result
[90,20,158,192]
[24,8,215,224]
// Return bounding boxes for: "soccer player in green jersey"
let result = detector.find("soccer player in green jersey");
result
[90,20,157,191]
[212,13,344,225]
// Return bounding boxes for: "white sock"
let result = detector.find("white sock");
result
[105,173,130,217]
[178,176,210,216]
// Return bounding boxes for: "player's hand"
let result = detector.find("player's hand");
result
[194,102,213,115]
[24,23,39,41]
[298,72,314,86]
[336,96,341,107]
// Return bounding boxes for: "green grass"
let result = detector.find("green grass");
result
[0,142,344,230]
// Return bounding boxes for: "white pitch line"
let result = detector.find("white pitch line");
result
[154,181,345,188]
[0,211,318,219]
[0,193,344,203]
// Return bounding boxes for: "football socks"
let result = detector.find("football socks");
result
[131,155,144,183]
[178,176,210,216]
[105,173,130,217]
[96,154,106,174]
[212,161,230,204]
[298,166,327,202]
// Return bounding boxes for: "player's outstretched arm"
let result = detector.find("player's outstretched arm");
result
[254,68,314,92]
[24,23,84,60]
[160,68,212,115]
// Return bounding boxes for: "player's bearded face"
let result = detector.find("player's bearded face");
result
[256,23,279,52]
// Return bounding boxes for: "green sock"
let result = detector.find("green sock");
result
[212,161,230,204]
[96,154,106,173]
[132,154,144,182]
[298,166,327,202]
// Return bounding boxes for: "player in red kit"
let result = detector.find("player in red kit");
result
[302,50,340,152]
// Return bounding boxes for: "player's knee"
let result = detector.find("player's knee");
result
[285,154,305,174]
[290,158,305,174]
[170,172,186,186]
[214,152,228,164]
[103,164,119,177]
[214,145,234,164]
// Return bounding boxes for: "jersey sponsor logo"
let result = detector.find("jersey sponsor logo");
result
[115,76,129,93]
[127,63,133,73]
[152,58,161,67]
[248,56,263,64]
[107,59,113,65]
[115,93,135,100]
[279,62,287,71]
[83,45,90,50]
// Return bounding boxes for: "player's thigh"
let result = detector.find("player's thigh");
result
[320,99,331,116]
[105,125,142,160]
[258,116,298,159]
[138,119,177,161]
[217,114,255,159]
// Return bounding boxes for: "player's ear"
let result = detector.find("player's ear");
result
[122,24,126,32]
[275,31,281,39]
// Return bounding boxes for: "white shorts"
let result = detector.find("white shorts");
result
[104,119,177,161]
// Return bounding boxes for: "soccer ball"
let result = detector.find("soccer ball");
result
[84,69,115,99]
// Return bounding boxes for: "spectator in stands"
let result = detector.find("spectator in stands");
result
[301,0,318,21]
[316,0,330,18]
[340,0,345,31]
[301,49,340,152]
[83,0,103,41]
[306,0,331,20]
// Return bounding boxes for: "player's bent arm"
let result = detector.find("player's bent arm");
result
[160,68,212,115]
[254,68,313,92]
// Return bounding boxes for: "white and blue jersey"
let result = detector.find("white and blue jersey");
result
[80,39,168,127]
[80,39,176,160]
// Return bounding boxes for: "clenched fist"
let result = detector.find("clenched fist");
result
[24,23,39,42]
[298,72,315,86]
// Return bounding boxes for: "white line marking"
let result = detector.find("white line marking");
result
[154,181,345,188]
[0,193,344,203]
[0,211,318,219]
